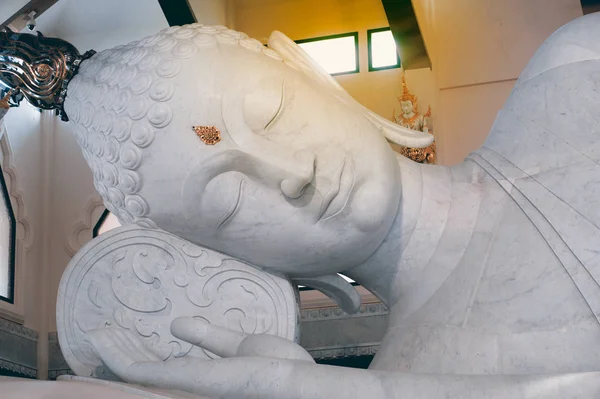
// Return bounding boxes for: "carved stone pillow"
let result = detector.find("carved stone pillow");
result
[56,225,299,380]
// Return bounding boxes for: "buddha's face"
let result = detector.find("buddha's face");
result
[139,37,402,276]
[400,100,414,116]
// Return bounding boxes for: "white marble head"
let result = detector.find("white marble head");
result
[65,24,432,276]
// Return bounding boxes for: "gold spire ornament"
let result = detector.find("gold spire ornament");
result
[193,125,221,145]
[400,74,418,107]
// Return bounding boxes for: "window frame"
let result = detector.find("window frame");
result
[367,27,401,72]
[0,165,16,304]
[295,32,360,76]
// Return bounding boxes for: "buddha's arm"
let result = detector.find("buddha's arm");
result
[111,356,600,399]
[86,319,600,399]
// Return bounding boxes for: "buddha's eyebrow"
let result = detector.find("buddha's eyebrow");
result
[264,79,285,131]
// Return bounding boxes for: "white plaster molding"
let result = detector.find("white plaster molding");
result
[0,122,33,321]
[0,359,37,378]
[0,317,38,341]
[0,131,32,247]
[63,195,104,257]
[300,303,388,322]
[0,317,38,377]
[309,344,381,360]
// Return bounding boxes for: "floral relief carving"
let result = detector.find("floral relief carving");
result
[57,225,298,380]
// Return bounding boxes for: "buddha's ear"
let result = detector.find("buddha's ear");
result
[291,274,361,314]
[268,30,434,149]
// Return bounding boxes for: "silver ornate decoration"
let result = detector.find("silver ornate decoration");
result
[0,28,95,121]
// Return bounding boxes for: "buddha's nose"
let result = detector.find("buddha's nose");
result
[280,149,315,199]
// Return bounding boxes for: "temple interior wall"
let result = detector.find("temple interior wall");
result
[412,0,582,164]
[0,104,43,332]
[235,0,438,139]
[236,0,583,165]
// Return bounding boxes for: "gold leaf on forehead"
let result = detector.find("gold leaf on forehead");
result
[192,125,221,145]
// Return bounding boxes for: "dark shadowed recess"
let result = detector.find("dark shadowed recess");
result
[157,0,196,27]
[381,0,430,70]
[581,0,600,14]
[0,368,35,379]
[317,355,374,369]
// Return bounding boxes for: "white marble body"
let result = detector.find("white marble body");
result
[358,14,600,376]
[0,376,209,399]
[6,12,600,399]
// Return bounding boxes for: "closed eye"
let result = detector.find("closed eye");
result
[264,79,285,131]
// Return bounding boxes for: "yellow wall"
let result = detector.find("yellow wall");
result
[413,0,583,164]
[234,0,437,132]
[235,0,584,165]
[188,0,237,27]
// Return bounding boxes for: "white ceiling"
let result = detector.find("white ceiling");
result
[36,0,168,51]
[0,0,30,23]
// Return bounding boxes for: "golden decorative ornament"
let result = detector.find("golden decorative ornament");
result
[392,73,436,164]
[0,90,11,110]
[398,141,436,164]
[396,111,421,126]
[424,105,432,119]
[34,64,52,80]
[193,125,221,145]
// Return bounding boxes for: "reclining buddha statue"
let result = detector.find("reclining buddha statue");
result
[2,11,600,399]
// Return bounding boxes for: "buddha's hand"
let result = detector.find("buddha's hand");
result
[169,317,315,362]
[85,318,320,398]
[85,328,163,380]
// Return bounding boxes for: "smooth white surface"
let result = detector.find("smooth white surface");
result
[0,376,208,398]
[43,13,600,398]
[37,0,168,52]
[0,0,29,23]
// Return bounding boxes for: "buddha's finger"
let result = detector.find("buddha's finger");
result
[237,334,315,362]
[170,317,246,358]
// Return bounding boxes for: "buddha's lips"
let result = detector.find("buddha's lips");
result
[319,158,355,221]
